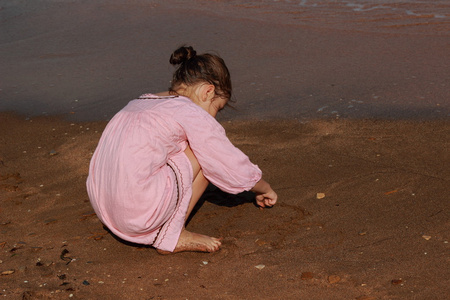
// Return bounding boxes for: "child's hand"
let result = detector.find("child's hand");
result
[255,189,277,209]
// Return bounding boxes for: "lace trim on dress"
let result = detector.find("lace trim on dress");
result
[139,93,179,100]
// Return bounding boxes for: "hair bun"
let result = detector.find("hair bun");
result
[169,46,197,65]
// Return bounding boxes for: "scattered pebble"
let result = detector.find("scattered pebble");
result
[49,149,57,156]
[1,270,15,275]
[316,193,325,199]
[202,261,208,265]
[255,264,265,270]
[255,239,267,246]
[328,275,341,284]
[422,235,431,241]
[391,279,403,285]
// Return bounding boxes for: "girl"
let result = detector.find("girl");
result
[86,46,277,253]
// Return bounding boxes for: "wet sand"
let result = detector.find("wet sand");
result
[0,0,449,121]
[1,113,449,299]
[1,0,450,299]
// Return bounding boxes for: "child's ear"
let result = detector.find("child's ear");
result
[202,84,215,102]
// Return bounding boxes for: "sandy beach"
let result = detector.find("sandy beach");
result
[1,1,449,299]
[1,113,449,299]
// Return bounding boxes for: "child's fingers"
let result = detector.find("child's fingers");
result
[255,194,265,201]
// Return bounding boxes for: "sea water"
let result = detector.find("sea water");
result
[169,0,449,33]
[0,0,448,121]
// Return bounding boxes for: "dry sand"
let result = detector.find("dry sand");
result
[1,1,449,299]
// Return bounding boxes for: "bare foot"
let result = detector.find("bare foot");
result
[157,229,222,254]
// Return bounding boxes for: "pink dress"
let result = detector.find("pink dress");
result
[86,94,262,252]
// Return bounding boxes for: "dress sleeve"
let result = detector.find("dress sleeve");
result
[176,103,262,194]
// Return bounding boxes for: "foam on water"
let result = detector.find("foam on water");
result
[183,0,450,33]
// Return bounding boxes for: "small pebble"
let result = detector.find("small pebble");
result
[255,264,265,270]
[391,279,403,285]
[328,275,341,284]
[316,193,325,199]
[422,235,431,240]
[1,270,15,275]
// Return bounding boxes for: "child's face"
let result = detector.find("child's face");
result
[206,96,228,118]
[190,83,228,118]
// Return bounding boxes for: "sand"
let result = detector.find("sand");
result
[1,0,449,299]
[1,113,449,299]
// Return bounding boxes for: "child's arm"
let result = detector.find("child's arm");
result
[251,178,278,208]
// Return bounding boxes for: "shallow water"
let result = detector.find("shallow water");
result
[0,0,448,121]
[172,0,450,34]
